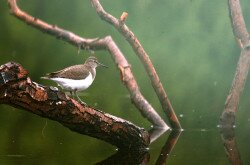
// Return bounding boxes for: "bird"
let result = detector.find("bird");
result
[41,56,107,104]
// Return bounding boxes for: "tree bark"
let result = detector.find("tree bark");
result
[0,62,150,150]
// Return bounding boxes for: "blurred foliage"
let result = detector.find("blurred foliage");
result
[1,0,250,164]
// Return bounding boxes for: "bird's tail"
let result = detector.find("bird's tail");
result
[41,72,58,79]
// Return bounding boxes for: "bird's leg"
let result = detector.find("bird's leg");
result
[74,90,87,105]
[70,91,74,98]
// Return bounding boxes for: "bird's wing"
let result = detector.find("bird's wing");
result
[43,65,91,80]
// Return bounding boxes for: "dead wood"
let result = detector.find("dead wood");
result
[0,62,150,150]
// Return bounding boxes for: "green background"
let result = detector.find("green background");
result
[1,0,250,164]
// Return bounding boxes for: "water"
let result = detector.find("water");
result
[0,116,248,164]
[1,0,250,164]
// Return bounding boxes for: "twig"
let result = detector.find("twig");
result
[0,62,149,149]
[91,0,181,129]
[221,0,250,126]
[7,0,168,129]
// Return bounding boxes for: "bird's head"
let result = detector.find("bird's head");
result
[85,56,108,68]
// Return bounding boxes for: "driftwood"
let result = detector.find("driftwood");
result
[0,62,149,149]
[220,0,250,126]
[7,0,170,129]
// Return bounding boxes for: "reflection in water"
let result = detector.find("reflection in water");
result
[155,130,182,165]
[96,129,182,164]
[95,149,150,165]
[148,127,168,143]
[220,125,243,165]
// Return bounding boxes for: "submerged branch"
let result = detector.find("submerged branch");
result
[0,62,150,150]
[7,0,168,129]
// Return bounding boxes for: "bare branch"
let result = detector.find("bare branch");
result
[221,0,250,126]
[224,49,250,111]
[7,0,169,129]
[228,0,250,48]
[0,62,149,149]
[8,0,103,50]
[91,0,181,129]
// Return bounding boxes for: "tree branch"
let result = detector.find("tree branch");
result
[0,62,149,150]
[228,0,250,48]
[221,0,250,126]
[91,0,181,129]
[7,0,169,129]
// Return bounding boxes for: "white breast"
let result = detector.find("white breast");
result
[50,72,94,91]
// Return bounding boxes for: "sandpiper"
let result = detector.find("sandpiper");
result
[41,56,107,104]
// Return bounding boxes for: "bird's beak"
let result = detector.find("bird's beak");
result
[98,62,108,68]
